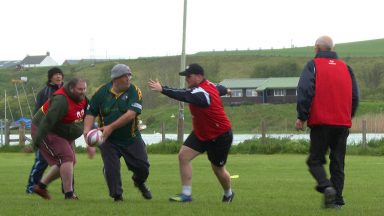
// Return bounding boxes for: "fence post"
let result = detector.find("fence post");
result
[161,121,166,142]
[261,120,266,144]
[19,121,26,146]
[0,120,3,145]
[362,120,367,148]
[4,120,10,146]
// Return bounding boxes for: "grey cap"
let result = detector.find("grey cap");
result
[111,64,132,79]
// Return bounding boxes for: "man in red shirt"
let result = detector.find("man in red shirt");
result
[148,63,234,203]
[296,36,359,209]
[31,78,88,200]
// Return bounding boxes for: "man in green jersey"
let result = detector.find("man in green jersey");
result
[84,64,151,202]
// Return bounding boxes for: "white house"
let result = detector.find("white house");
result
[20,52,58,68]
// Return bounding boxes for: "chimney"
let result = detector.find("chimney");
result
[46,51,50,56]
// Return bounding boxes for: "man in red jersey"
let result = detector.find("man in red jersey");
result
[31,78,88,200]
[296,36,359,209]
[148,63,234,203]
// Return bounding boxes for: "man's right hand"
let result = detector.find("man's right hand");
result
[86,146,96,159]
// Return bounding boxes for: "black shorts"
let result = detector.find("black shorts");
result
[184,129,233,167]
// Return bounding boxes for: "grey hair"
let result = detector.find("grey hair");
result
[315,36,334,51]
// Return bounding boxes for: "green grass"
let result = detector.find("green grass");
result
[1,153,384,215]
[196,38,384,57]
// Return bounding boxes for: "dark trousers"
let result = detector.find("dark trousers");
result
[26,150,48,193]
[99,138,150,198]
[307,126,349,205]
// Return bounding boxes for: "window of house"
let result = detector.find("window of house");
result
[246,89,258,97]
[231,89,243,97]
[274,89,286,96]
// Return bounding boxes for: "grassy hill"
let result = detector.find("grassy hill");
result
[0,38,384,126]
[196,38,384,57]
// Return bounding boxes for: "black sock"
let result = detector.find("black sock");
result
[65,191,74,198]
[38,182,47,190]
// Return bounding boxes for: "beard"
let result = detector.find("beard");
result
[73,94,85,102]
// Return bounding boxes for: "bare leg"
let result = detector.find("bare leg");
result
[40,165,61,185]
[178,145,200,187]
[211,164,231,191]
[60,161,74,193]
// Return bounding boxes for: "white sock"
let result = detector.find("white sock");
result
[182,185,192,196]
[224,188,232,197]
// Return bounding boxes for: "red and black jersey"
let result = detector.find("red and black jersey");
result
[161,80,231,141]
[188,80,231,140]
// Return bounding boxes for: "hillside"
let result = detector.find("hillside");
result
[196,38,384,57]
[0,38,384,121]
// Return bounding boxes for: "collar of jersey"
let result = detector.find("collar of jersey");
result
[109,87,125,98]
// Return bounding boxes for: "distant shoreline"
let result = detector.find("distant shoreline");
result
[2,133,383,147]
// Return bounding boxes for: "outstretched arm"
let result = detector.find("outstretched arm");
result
[148,79,163,92]
[148,79,210,107]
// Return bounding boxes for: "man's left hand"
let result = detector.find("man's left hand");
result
[295,119,305,131]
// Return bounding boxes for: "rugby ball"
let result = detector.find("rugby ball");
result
[86,129,103,147]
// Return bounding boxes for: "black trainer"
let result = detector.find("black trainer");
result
[65,194,79,200]
[323,187,336,208]
[222,192,235,203]
[114,195,123,202]
[135,183,152,200]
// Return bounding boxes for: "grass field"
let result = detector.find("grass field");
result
[1,153,383,216]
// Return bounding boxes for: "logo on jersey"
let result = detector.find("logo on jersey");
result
[328,60,336,65]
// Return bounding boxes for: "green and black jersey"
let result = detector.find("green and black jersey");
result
[86,82,143,146]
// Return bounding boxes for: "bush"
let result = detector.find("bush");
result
[2,137,384,156]
[147,139,181,154]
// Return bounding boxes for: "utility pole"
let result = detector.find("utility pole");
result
[178,0,187,143]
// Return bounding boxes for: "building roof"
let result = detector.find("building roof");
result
[20,55,47,65]
[62,59,110,65]
[256,77,299,91]
[62,60,82,65]
[0,60,20,68]
[220,77,299,90]
[220,78,267,88]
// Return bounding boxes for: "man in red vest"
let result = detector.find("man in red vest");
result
[31,77,88,200]
[296,36,359,209]
[148,63,234,203]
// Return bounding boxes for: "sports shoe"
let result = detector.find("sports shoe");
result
[33,185,51,200]
[222,192,235,203]
[169,194,192,202]
[114,195,124,202]
[65,194,79,200]
[323,186,336,208]
[134,183,152,200]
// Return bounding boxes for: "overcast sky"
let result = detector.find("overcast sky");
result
[1,0,383,64]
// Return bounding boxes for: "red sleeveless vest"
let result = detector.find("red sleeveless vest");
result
[42,87,87,123]
[308,58,352,127]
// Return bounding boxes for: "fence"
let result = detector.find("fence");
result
[259,119,376,147]
[0,119,30,146]
[0,119,380,147]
